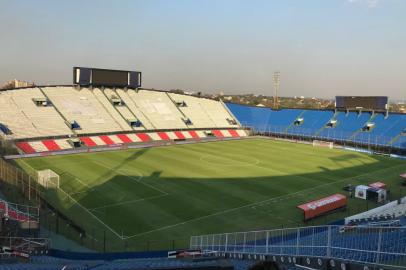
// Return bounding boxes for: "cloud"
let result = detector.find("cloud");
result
[348,0,380,8]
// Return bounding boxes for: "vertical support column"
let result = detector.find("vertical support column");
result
[327,226,332,258]
[265,230,270,254]
[199,236,203,250]
[375,228,382,264]
[225,233,228,253]
[234,233,237,253]
[28,175,31,201]
[243,232,247,253]
[296,228,300,256]
[281,229,284,255]
[311,227,315,256]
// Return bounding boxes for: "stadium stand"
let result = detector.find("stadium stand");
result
[91,88,133,131]
[6,88,73,138]
[0,256,233,270]
[129,90,187,130]
[114,89,155,129]
[169,93,218,128]
[0,86,245,155]
[227,103,406,150]
[345,197,406,223]
[352,113,406,146]
[199,98,239,128]
[393,135,406,149]
[288,110,334,136]
[318,111,372,140]
[0,91,50,139]
[41,87,125,134]
[104,88,146,130]
[226,103,272,131]
[191,224,406,269]
[267,109,303,130]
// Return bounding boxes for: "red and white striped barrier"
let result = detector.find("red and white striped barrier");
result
[16,129,248,154]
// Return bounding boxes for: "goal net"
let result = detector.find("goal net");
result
[312,140,334,149]
[37,169,60,189]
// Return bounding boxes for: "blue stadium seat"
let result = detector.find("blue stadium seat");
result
[227,102,406,149]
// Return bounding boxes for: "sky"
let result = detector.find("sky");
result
[0,0,405,99]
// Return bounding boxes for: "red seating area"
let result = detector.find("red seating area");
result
[80,137,97,147]
[157,132,170,140]
[100,135,115,145]
[15,142,36,154]
[228,129,239,137]
[42,140,61,151]
[188,130,199,139]
[174,131,185,139]
[0,201,32,222]
[137,133,151,142]
[212,130,224,138]
[117,134,132,143]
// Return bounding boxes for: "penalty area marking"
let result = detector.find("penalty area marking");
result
[89,194,168,211]
[89,159,169,195]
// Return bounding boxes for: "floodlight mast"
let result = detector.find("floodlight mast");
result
[273,71,280,110]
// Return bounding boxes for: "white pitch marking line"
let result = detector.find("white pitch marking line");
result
[123,163,404,239]
[68,190,88,196]
[57,186,124,240]
[70,175,92,189]
[91,159,169,196]
[89,194,168,211]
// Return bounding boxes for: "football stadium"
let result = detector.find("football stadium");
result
[0,66,405,270]
[1,1,406,270]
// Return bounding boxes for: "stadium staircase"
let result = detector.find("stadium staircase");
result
[314,111,340,137]
[284,110,305,133]
[115,88,156,129]
[166,92,193,126]
[102,88,137,128]
[91,88,133,131]
[220,99,243,127]
[348,112,377,141]
[37,86,78,136]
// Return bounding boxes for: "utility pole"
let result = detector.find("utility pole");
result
[273,71,280,110]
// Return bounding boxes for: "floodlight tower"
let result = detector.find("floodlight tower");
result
[273,71,280,109]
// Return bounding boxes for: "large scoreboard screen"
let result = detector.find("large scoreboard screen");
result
[92,69,128,87]
[336,96,388,111]
[73,67,141,88]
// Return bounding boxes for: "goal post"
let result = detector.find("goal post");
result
[37,169,60,189]
[312,140,334,149]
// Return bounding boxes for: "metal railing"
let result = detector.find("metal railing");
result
[190,225,406,268]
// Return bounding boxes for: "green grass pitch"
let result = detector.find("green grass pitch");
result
[15,138,406,251]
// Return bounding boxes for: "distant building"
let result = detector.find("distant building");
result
[1,79,34,89]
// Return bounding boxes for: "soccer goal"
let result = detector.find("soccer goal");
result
[37,169,60,189]
[312,140,334,149]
